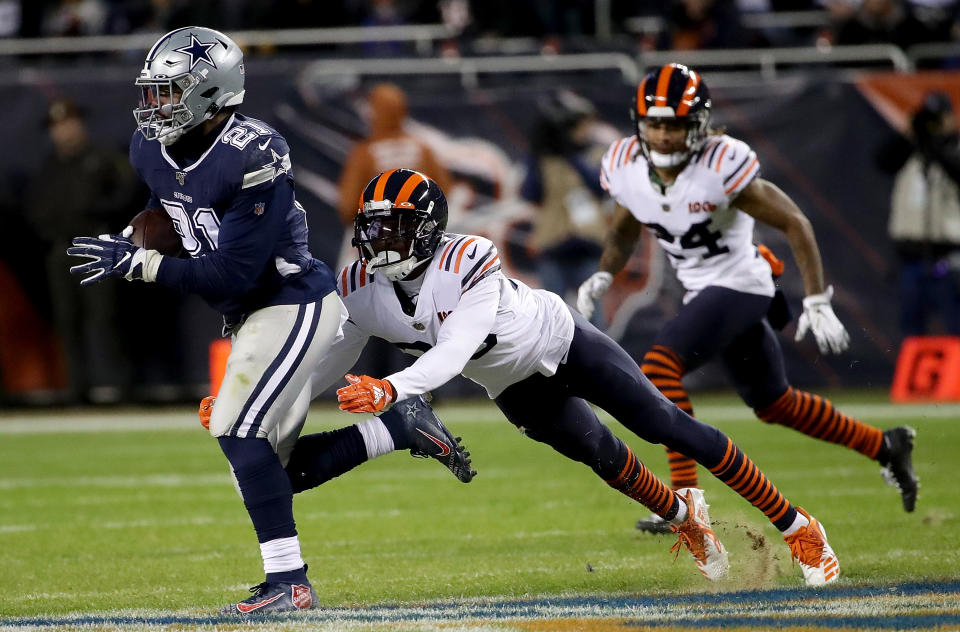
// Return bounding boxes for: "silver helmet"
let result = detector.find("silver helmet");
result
[134,26,245,145]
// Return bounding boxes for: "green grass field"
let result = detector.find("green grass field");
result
[1,390,958,630]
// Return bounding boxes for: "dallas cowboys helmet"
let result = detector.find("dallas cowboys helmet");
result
[134,26,245,145]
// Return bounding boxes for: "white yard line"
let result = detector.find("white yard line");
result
[2,400,957,435]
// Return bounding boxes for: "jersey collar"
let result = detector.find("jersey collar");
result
[159,113,237,172]
[379,256,438,328]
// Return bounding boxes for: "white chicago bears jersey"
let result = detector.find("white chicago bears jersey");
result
[311,233,575,400]
[601,134,775,300]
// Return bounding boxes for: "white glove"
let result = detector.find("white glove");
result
[576,271,613,320]
[794,285,850,355]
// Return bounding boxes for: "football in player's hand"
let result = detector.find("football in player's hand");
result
[129,208,182,256]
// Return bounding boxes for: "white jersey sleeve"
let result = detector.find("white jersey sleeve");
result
[599,135,640,207]
[386,273,500,401]
[701,135,760,202]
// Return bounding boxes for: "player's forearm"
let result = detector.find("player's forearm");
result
[156,248,264,297]
[597,205,641,275]
[387,326,490,401]
[597,232,635,274]
[386,346,468,402]
[784,214,826,296]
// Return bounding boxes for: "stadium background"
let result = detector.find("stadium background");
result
[0,0,957,407]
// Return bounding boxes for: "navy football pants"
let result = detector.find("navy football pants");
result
[654,286,789,410]
[494,309,728,473]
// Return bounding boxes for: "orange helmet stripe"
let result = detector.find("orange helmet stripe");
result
[636,77,648,116]
[674,70,700,116]
[394,170,427,206]
[654,64,675,106]
[372,169,396,201]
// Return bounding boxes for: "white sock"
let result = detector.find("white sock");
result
[781,510,810,536]
[670,495,688,525]
[357,417,395,460]
[260,535,305,574]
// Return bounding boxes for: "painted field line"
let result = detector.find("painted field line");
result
[1,401,957,435]
[4,580,958,630]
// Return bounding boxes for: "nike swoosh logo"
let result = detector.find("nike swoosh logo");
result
[236,593,283,613]
[115,252,132,269]
[258,139,271,150]
[416,428,451,457]
[466,244,478,259]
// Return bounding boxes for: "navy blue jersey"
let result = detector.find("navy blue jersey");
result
[129,112,335,320]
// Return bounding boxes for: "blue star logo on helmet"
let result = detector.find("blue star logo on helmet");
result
[172,34,219,71]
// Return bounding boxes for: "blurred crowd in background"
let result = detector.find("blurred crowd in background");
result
[0,0,958,53]
[1,0,960,407]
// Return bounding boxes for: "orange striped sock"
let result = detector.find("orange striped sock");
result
[755,387,884,459]
[605,445,681,520]
[642,345,699,489]
[709,436,797,531]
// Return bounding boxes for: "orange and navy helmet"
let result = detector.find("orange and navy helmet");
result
[353,168,448,280]
[632,63,712,167]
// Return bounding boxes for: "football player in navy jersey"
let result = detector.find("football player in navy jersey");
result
[67,27,473,615]
[577,63,918,534]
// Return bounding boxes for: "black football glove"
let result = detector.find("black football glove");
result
[67,233,160,286]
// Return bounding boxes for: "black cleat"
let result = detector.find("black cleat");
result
[636,512,673,534]
[395,395,476,483]
[879,426,918,512]
[220,580,319,615]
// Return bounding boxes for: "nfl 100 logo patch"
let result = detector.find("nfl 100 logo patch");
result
[253,202,265,215]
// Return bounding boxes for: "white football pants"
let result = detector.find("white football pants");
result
[208,291,345,470]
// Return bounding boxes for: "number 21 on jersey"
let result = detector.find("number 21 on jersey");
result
[160,199,221,255]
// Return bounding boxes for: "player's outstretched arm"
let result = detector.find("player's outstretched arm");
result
[734,178,849,354]
[337,274,500,413]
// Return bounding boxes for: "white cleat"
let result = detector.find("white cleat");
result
[784,508,839,586]
[669,488,730,580]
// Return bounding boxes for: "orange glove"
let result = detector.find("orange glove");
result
[337,374,396,413]
[199,395,216,430]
